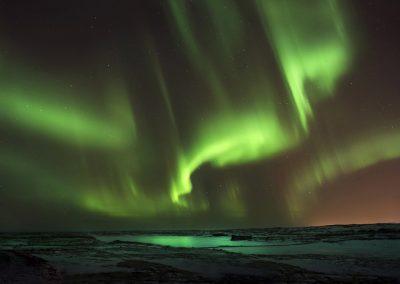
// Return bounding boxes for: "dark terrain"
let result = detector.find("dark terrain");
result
[1,223,399,283]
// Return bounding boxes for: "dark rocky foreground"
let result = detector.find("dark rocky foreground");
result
[2,250,394,283]
[0,223,399,283]
[0,251,62,283]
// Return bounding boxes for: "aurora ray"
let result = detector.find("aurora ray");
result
[257,0,352,131]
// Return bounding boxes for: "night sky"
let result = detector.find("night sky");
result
[0,0,399,231]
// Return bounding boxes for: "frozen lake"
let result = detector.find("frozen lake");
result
[1,223,399,282]
[95,233,400,258]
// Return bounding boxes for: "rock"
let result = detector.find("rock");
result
[0,250,62,283]
[230,235,252,241]
[109,240,136,244]
[64,259,210,283]
[211,233,228,237]
[117,259,208,281]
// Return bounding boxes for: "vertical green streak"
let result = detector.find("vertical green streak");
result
[258,0,351,131]
[151,50,178,129]
[167,0,237,105]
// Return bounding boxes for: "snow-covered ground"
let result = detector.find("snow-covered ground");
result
[1,223,399,283]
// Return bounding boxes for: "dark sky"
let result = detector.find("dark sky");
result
[0,0,399,231]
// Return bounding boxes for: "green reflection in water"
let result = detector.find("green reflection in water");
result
[97,234,266,248]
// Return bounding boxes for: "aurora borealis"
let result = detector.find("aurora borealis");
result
[0,0,399,230]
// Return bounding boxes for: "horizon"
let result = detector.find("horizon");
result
[1,222,399,234]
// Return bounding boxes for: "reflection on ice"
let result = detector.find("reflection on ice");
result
[95,234,267,248]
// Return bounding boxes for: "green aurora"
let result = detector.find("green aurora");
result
[0,0,399,229]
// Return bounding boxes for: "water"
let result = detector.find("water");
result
[95,234,267,248]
